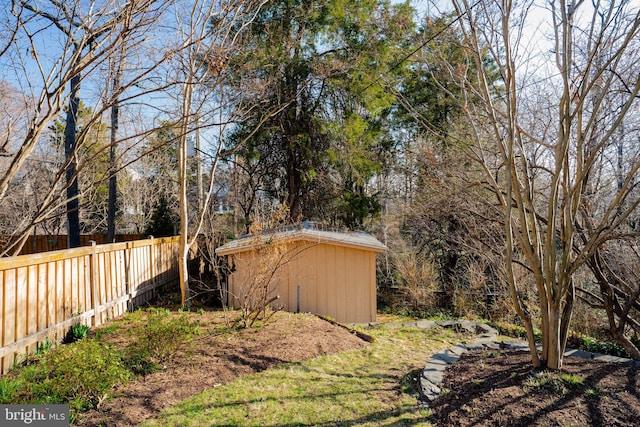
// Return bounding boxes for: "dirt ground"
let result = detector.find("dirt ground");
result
[79,310,368,426]
[430,349,640,427]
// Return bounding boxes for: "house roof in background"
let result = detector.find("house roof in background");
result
[215,222,386,256]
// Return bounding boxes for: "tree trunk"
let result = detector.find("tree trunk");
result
[588,248,640,360]
[179,118,190,307]
[179,233,190,307]
[521,314,541,368]
[613,329,640,360]
[108,46,125,243]
[107,101,118,243]
[178,66,193,307]
[559,283,574,362]
[65,70,81,248]
[544,306,563,369]
[286,138,302,221]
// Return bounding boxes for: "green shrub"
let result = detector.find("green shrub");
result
[123,308,200,372]
[35,338,54,357]
[4,339,129,417]
[65,324,91,344]
[0,308,203,422]
[35,340,129,411]
[567,333,628,357]
[0,377,21,403]
[144,195,177,237]
[124,351,159,377]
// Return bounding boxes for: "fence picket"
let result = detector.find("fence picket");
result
[0,236,180,374]
[4,270,16,370]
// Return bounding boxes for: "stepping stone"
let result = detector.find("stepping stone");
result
[475,322,498,337]
[564,349,594,359]
[416,320,437,329]
[501,340,528,350]
[432,351,460,364]
[401,322,419,328]
[465,339,499,351]
[458,320,478,333]
[417,319,640,409]
[594,354,630,363]
[421,380,441,401]
[425,357,449,367]
[448,344,467,355]
[422,367,444,385]
[479,340,501,350]
[436,320,461,330]
[464,343,485,351]
[384,322,405,329]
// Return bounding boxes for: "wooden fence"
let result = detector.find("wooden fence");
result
[0,236,180,373]
[1,234,147,256]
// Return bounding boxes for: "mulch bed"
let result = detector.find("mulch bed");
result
[430,349,640,427]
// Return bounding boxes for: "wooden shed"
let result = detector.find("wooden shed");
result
[215,224,386,324]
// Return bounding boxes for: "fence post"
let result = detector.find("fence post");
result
[88,240,98,326]
[149,236,155,287]
[125,241,133,310]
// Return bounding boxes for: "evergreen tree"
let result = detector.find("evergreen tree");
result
[224,0,415,227]
[144,195,177,237]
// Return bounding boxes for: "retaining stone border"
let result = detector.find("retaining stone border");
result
[364,320,640,405]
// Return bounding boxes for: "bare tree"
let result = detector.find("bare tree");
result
[570,39,640,359]
[107,40,128,242]
[162,0,273,305]
[18,0,163,247]
[445,0,640,369]
[0,0,176,255]
[0,0,195,253]
[582,240,640,359]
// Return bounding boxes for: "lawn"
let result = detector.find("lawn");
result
[141,324,464,426]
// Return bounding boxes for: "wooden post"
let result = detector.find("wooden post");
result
[149,236,156,287]
[125,241,133,310]
[88,241,98,326]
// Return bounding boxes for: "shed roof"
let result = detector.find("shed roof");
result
[215,223,386,256]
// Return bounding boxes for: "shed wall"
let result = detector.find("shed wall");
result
[226,241,376,323]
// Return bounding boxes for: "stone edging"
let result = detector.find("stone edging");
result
[363,320,500,402]
[419,321,500,402]
[414,321,640,404]
[364,320,640,405]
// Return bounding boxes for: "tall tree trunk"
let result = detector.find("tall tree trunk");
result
[179,130,190,306]
[178,73,193,307]
[286,139,302,221]
[545,305,563,369]
[65,69,81,248]
[108,46,125,243]
[107,101,118,243]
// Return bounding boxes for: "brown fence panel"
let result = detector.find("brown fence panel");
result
[0,236,179,373]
